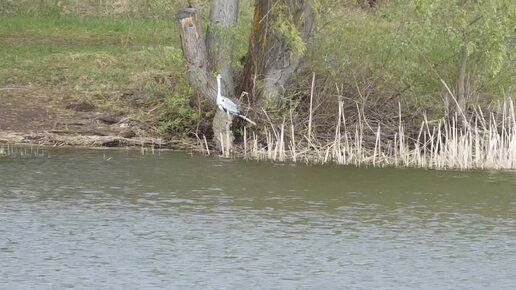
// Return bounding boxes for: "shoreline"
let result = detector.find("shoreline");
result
[3,127,515,172]
[0,130,199,151]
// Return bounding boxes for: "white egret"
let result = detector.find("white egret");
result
[216,74,256,125]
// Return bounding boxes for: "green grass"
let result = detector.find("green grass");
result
[0,14,195,132]
[0,15,177,45]
[0,15,182,84]
[0,42,182,86]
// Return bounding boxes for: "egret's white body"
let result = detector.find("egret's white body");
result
[216,74,256,125]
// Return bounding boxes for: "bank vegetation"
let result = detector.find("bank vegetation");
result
[0,0,514,169]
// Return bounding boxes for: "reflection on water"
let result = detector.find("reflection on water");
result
[1,150,515,289]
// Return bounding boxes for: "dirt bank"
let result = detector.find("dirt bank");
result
[0,87,196,149]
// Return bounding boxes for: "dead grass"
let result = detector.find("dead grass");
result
[198,81,516,170]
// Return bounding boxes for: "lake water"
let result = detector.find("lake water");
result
[1,149,515,289]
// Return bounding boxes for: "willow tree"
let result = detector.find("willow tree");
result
[240,0,315,104]
[414,0,515,114]
[176,0,316,151]
[176,1,239,152]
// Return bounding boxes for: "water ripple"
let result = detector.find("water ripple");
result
[1,150,515,289]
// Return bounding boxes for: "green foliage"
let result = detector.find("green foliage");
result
[305,0,515,111]
[272,2,307,56]
[159,94,200,134]
[142,69,201,135]
[413,0,515,77]
[2,0,514,136]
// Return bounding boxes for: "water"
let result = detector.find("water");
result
[1,149,515,289]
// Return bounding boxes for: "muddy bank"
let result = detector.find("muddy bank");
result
[0,88,198,150]
[0,130,197,150]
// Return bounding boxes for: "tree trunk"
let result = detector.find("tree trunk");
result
[177,1,315,152]
[207,0,239,97]
[176,5,239,154]
[176,8,217,104]
[207,0,239,153]
[456,44,468,115]
[240,0,315,105]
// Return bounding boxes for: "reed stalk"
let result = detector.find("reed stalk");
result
[243,97,515,170]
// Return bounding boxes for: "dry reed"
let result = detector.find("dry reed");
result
[244,98,515,170]
[0,145,46,158]
[199,82,515,170]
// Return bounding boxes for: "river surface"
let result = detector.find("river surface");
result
[1,149,515,289]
